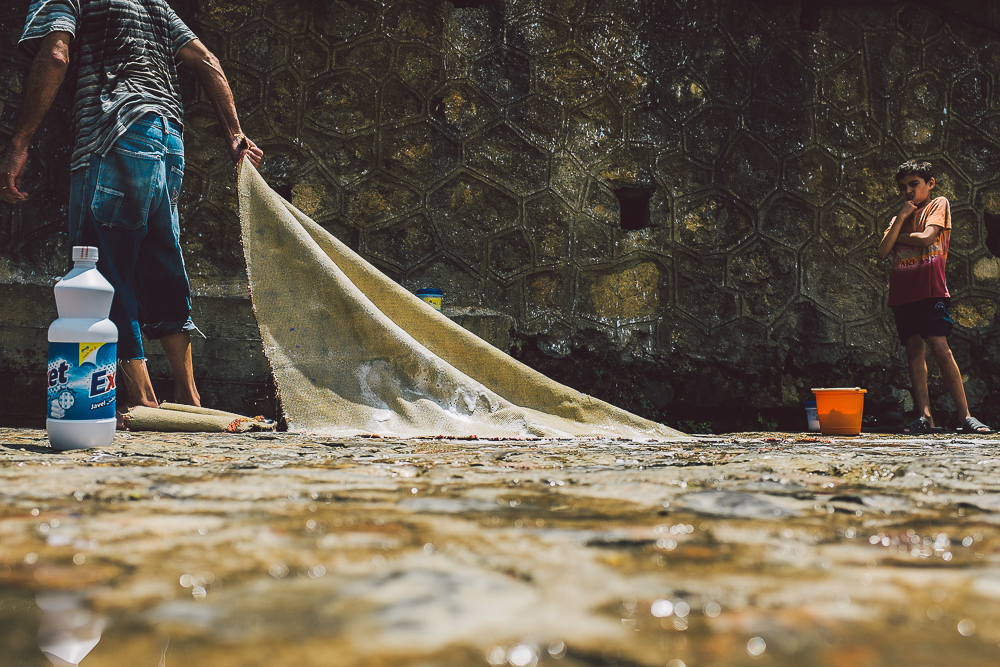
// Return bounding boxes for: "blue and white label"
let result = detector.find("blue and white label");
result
[47,342,117,420]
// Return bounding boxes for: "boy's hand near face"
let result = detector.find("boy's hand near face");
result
[879,181,937,259]
[897,199,918,220]
[879,201,914,259]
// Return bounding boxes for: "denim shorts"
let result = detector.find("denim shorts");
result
[69,112,197,361]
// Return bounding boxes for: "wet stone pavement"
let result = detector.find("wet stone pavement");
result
[1,428,999,667]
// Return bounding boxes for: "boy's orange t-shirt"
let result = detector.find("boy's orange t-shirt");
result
[887,196,951,307]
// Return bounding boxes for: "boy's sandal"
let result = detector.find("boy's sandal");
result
[904,416,935,433]
[961,416,995,434]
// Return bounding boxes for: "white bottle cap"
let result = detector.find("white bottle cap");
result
[72,246,99,262]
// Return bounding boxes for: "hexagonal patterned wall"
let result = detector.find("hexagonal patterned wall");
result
[3,0,1000,430]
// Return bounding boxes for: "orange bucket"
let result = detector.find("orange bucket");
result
[811,387,867,436]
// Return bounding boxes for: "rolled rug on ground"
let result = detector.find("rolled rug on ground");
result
[124,403,276,433]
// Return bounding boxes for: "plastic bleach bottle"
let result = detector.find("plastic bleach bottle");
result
[46,246,118,450]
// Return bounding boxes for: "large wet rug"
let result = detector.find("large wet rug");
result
[235,159,681,440]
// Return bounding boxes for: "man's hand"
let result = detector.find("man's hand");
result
[0,147,29,203]
[0,30,71,205]
[230,133,263,169]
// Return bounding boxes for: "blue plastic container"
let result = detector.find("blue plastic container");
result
[416,288,443,311]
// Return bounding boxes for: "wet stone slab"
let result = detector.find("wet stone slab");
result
[1,428,999,666]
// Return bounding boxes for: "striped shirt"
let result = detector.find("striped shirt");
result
[19,0,197,170]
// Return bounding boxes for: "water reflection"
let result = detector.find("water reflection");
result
[35,593,104,666]
[1,430,1000,665]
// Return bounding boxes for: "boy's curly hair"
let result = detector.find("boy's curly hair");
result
[896,159,934,182]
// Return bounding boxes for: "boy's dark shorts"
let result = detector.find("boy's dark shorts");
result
[891,297,953,344]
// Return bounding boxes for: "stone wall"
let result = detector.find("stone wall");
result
[3,0,1000,430]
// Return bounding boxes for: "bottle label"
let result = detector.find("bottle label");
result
[47,342,117,420]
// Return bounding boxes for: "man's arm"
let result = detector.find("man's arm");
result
[177,39,263,168]
[0,31,71,203]
[877,200,918,259]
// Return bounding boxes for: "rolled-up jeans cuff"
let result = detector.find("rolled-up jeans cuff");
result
[142,318,204,340]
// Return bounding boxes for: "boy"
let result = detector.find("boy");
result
[878,160,993,433]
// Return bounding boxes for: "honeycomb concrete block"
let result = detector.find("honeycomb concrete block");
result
[754,43,815,107]
[444,4,496,58]
[291,35,332,79]
[572,211,614,266]
[888,70,948,154]
[488,228,532,278]
[299,127,376,189]
[524,193,572,265]
[951,69,990,124]
[510,12,572,55]
[380,121,460,186]
[472,48,531,104]
[430,83,500,138]
[718,132,780,208]
[305,71,378,136]
[525,268,574,322]
[397,44,444,92]
[674,252,739,330]
[947,253,971,296]
[537,50,604,106]
[821,55,868,111]
[728,239,797,322]
[428,173,518,268]
[289,168,341,219]
[684,105,740,165]
[743,99,811,156]
[346,174,422,230]
[404,255,485,309]
[783,148,839,206]
[820,199,874,256]
[366,214,437,270]
[380,75,425,126]
[801,240,881,323]
[652,67,710,121]
[337,38,393,82]
[949,207,980,254]
[508,95,564,150]
[314,1,378,44]
[689,29,750,105]
[465,123,550,195]
[578,261,664,323]
[566,96,624,162]
[675,193,753,253]
[952,297,1000,331]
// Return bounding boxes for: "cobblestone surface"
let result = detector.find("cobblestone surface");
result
[1,428,999,665]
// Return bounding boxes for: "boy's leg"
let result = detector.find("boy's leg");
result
[905,334,934,426]
[925,335,971,421]
[160,331,201,407]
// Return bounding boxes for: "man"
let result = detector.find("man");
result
[0,0,263,426]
